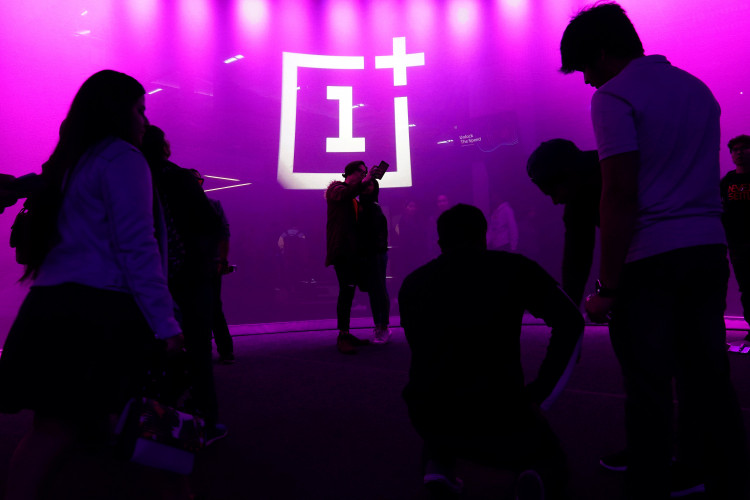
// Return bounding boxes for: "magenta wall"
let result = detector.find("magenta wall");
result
[1,0,748,335]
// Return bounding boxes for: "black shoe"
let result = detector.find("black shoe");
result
[343,332,370,347]
[599,449,628,472]
[337,333,357,354]
[515,470,545,500]
[218,353,235,364]
[670,463,705,498]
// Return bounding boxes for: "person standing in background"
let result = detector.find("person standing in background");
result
[526,139,601,307]
[487,201,519,252]
[325,161,376,354]
[393,200,429,287]
[189,169,236,364]
[358,179,391,344]
[141,126,227,444]
[720,134,750,343]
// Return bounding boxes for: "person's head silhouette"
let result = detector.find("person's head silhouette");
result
[437,203,487,254]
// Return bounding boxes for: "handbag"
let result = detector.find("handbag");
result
[114,343,205,475]
[115,396,205,475]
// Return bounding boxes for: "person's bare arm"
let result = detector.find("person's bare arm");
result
[585,151,639,322]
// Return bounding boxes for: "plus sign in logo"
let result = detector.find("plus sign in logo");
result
[278,37,425,189]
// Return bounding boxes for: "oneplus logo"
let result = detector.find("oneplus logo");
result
[278,37,425,189]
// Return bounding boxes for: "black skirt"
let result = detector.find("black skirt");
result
[0,283,153,419]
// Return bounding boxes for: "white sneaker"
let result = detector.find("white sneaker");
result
[372,327,391,344]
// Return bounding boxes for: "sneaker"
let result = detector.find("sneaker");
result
[424,473,464,497]
[599,449,628,472]
[218,353,235,364]
[205,423,228,446]
[515,470,545,500]
[337,333,357,354]
[372,327,392,344]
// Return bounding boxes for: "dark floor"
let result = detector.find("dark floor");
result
[1,319,749,500]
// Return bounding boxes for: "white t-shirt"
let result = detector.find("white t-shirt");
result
[591,55,725,263]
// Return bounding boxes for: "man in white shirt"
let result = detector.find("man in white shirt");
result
[560,3,748,499]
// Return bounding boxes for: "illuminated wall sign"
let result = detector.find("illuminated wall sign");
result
[277,37,424,190]
[459,133,482,146]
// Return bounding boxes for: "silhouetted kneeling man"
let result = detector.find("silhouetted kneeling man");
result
[399,204,584,499]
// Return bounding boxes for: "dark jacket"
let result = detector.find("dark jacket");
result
[325,180,365,267]
[151,160,222,282]
[358,180,388,255]
[399,250,583,432]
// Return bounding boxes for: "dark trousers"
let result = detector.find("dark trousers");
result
[365,252,390,327]
[728,243,750,327]
[609,244,748,499]
[212,275,234,356]
[334,260,357,332]
[171,276,219,428]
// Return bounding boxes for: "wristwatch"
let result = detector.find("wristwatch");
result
[595,279,617,298]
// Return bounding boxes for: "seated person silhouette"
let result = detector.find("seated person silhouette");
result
[399,204,584,499]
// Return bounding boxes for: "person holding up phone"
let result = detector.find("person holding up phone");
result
[325,160,389,353]
[370,160,389,180]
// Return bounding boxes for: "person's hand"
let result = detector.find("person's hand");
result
[164,333,185,354]
[585,294,615,323]
[362,168,375,184]
[0,174,19,213]
[0,173,16,187]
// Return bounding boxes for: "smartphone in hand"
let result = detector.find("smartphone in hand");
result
[372,161,389,180]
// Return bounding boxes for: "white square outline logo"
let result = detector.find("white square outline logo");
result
[277,38,424,190]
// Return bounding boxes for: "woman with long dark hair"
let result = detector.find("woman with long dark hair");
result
[358,180,391,343]
[0,70,183,499]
